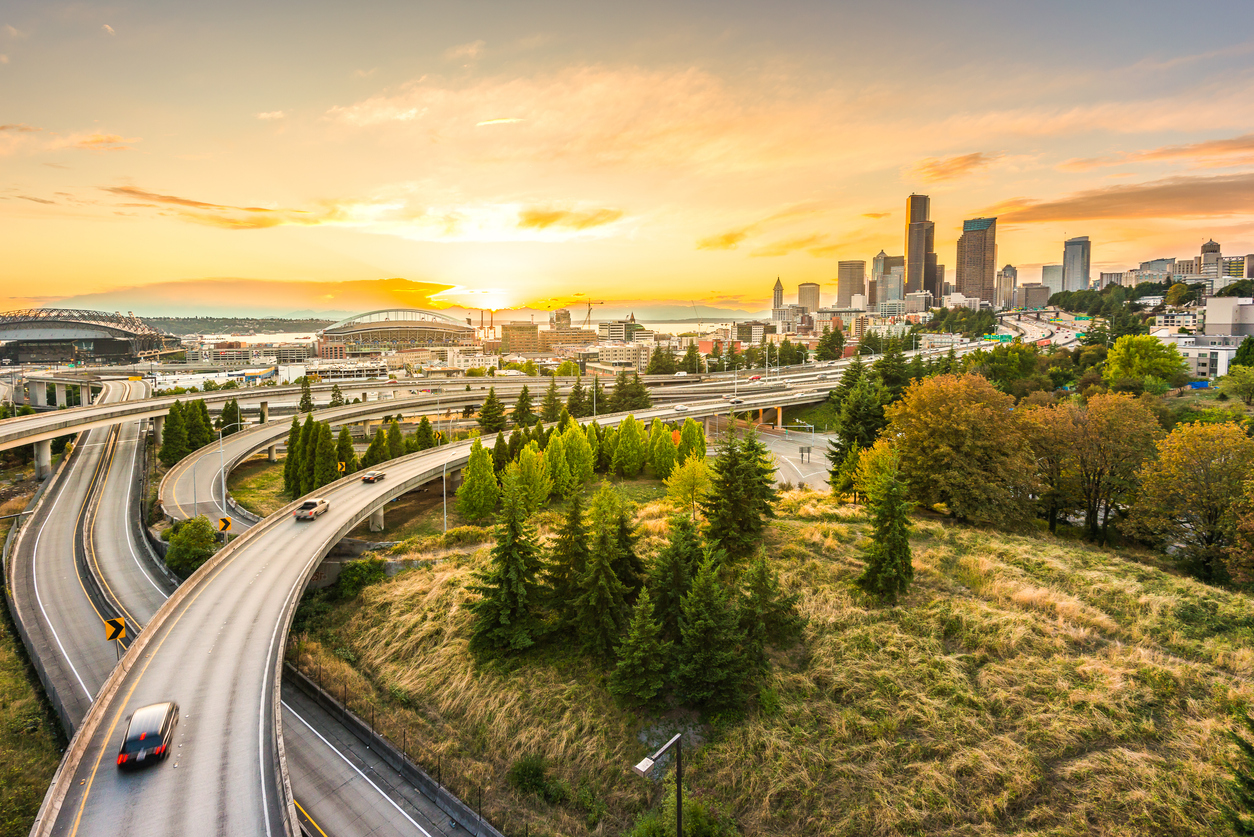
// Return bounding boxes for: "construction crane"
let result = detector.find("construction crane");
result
[581,300,604,331]
[690,300,702,333]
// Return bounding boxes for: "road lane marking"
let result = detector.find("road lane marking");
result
[293,799,329,837]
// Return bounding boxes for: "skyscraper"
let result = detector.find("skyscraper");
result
[1062,236,1091,291]
[955,217,997,303]
[905,194,936,295]
[834,263,864,308]
[995,265,1017,309]
[1041,264,1064,296]
[798,282,821,313]
[772,277,784,309]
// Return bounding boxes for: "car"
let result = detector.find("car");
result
[673,371,688,376]
[360,471,386,483]
[748,375,762,381]
[293,498,330,520]
[728,397,745,405]
[673,404,689,412]
[721,394,731,399]
[117,701,179,770]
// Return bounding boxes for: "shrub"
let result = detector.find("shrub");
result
[333,558,386,600]
[507,754,569,804]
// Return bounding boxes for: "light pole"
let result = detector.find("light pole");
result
[634,733,683,837]
[216,420,247,517]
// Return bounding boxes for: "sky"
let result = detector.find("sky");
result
[5,0,1254,318]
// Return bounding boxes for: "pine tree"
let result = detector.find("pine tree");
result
[412,416,436,451]
[645,349,678,375]
[544,486,590,618]
[614,503,646,602]
[158,401,188,466]
[626,374,652,410]
[468,468,546,655]
[456,438,500,522]
[491,433,510,475]
[513,384,536,427]
[651,425,678,479]
[478,387,507,434]
[739,551,804,669]
[283,416,303,496]
[701,430,777,561]
[328,384,345,407]
[386,419,405,459]
[360,427,388,468]
[547,434,574,498]
[832,354,866,406]
[539,378,562,424]
[336,425,358,475]
[681,343,702,373]
[299,377,314,413]
[856,456,913,605]
[648,515,701,646]
[300,415,319,495]
[556,405,574,434]
[516,443,552,514]
[827,444,861,499]
[609,589,672,707]
[197,400,215,436]
[608,372,631,413]
[563,424,596,485]
[612,415,647,477]
[677,417,706,464]
[507,428,525,462]
[873,339,909,402]
[313,422,338,489]
[530,421,549,451]
[566,376,588,418]
[832,375,887,459]
[572,485,630,659]
[184,398,211,450]
[675,555,748,711]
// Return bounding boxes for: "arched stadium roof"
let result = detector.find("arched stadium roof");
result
[321,309,470,332]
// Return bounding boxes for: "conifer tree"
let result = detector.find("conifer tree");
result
[545,486,590,617]
[609,589,672,707]
[701,430,777,561]
[608,372,631,413]
[456,438,499,522]
[564,424,596,485]
[507,428,525,462]
[360,426,388,468]
[328,383,344,407]
[677,417,706,464]
[614,503,646,602]
[572,485,630,659]
[412,416,436,451]
[539,377,562,424]
[386,419,405,459]
[313,422,338,489]
[336,425,358,475]
[612,415,647,477]
[832,354,866,407]
[477,387,507,434]
[565,376,588,417]
[556,405,574,434]
[873,338,909,402]
[739,551,804,668]
[299,377,314,413]
[676,555,749,711]
[908,353,926,382]
[530,421,549,451]
[300,415,319,495]
[831,374,887,460]
[828,444,861,499]
[681,343,702,373]
[547,433,574,498]
[491,433,510,475]
[625,373,652,410]
[516,443,552,514]
[856,454,913,605]
[584,421,600,465]
[651,424,678,479]
[599,426,618,472]
[184,398,211,450]
[283,415,302,496]
[196,400,214,438]
[225,398,244,435]
[468,468,546,655]
[648,515,701,646]
[158,400,188,466]
[512,384,536,427]
[647,418,666,470]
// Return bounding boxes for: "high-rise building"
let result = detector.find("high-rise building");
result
[905,194,936,295]
[834,263,864,308]
[877,266,905,304]
[551,308,572,329]
[995,264,1017,309]
[955,217,997,303]
[772,277,784,309]
[798,281,822,313]
[1041,264,1065,296]
[1062,236,1092,291]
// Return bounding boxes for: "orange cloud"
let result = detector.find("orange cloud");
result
[517,207,622,230]
[695,203,830,251]
[1060,132,1254,172]
[58,133,137,152]
[751,234,828,258]
[0,124,38,132]
[862,211,890,219]
[911,151,1001,182]
[696,228,751,250]
[993,172,1254,222]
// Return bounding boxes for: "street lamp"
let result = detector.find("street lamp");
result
[216,420,247,519]
[632,733,684,837]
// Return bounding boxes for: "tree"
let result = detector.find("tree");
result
[885,373,1035,527]
[562,424,596,485]
[873,339,909,401]
[676,417,705,464]
[360,427,388,469]
[827,444,861,500]
[609,589,672,707]
[589,376,606,415]
[665,454,712,519]
[158,401,188,467]
[478,387,507,434]
[516,443,552,514]
[647,418,667,470]
[312,422,338,489]
[854,445,914,605]
[468,468,546,655]
[185,399,211,450]
[675,555,748,711]
[164,515,218,577]
[1220,365,1254,406]
[555,359,580,377]
[336,425,358,475]
[545,486,590,617]
[1125,421,1254,583]
[613,500,646,602]
[645,349,678,376]
[547,433,574,498]
[572,485,631,659]
[831,354,866,406]
[299,377,314,413]
[680,343,702,373]
[739,550,804,668]
[608,372,632,412]
[566,376,588,418]
[298,415,318,495]
[1164,282,1191,307]
[584,421,601,467]
[1021,403,1079,534]
[649,514,701,645]
[328,383,345,408]
[1103,334,1187,384]
[283,416,303,496]
[612,415,648,477]
[701,429,777,561]
[831,374,887,460]
[814,326,845,361]
[651,424,678,479]
[457,438,500,523]
[507,428,525,462]
[514,383,538,427]
[1224,711,1254,835]
[491,432,510,475]
[1233,336,1254,370]
[386,419,405,460]
[412,416,436,451]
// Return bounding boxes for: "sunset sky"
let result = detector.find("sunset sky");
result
[4,0,1254,318]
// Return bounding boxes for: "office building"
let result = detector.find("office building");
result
[772,277,784,309]
[1063,236,1092,291]
[1098,271,1124,288]
[1041,264,1064,296]
[835,263,864,308]
[905,194,936,295]
[995,264,1017,309]
[1014,283,1051,309]
[598,316,646,343]
[499,322,540,353]
[904,291,934,314]
[877,266,905,304]
[955,217,998,303]
[798,281,822,313]
[1141,258,1177,274]
[597,343,652,372]
[870,251,904,307]
[734,321,776,343]
[1204,297,1254,336]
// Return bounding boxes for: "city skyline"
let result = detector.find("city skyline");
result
[6,1,1254,316]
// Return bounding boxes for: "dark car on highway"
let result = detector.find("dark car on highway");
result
[117,701,179,770]
[360,471,386,483]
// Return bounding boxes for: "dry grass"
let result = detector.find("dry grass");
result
[290,494,1254,837]
[226,455,288,517]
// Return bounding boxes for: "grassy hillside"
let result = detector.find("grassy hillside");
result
[288,489,1251,836]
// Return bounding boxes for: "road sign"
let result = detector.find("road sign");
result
[337,461,346,473]
[104,617,126,642]
[218,516,232,532]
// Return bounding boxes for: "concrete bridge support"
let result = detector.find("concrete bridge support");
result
[78,383,88,406]
[34,439,51,480]
[369,507,385,532]
[361,391,370,402]
[268,444,278,462]
[54,383,67,407]
[31,383,46,408]
[259,401,269,423]
[153,414,165,447]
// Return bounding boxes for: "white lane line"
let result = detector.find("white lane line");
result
[282,702,433,837]
[120,423,166,597]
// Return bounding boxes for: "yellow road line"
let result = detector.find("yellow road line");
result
[293,800,329,837]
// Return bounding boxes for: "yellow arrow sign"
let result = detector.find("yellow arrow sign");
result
[104,617,126,642]
[218,517,232,532]
[337,461,346,473]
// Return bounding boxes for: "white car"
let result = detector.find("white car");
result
[673,404,689,412]
[293,498,330,520]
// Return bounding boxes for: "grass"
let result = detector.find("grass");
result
[289,486,1254,837]
[783,401,840,433]
[226,455,289,517]
[0,492,66,837]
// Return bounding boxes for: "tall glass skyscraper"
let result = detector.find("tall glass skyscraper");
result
[956,217,998,302]
[905,194,936,295]
[1062,236,1091,291]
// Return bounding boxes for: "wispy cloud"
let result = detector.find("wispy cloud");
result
[1061,131,1254,172]
[993,172,1254,222]
[751,233,829,258]
[54,132,137,152]
[695,203,828,251]
[3,24,27,39]
[517,207,622,230]
[256,111,286,120]
[16,195,54,204]
[862,211,890,219]
[102,24,115,36]
[476,117,524,126]
[0,123,38,132]
[445,40,485,62]
[910,151,1001,182]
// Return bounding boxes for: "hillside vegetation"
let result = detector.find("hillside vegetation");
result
[290,489,1250,836]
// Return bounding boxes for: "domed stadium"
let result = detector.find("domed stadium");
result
[0,308,178,363]
[317,309,476,358]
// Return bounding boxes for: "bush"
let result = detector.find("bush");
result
[333,558,386,600]
[507,754,569,804]
[164,515,218,577]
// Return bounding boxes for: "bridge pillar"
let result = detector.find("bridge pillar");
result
[757,407,763,423]
[16,381,26,405]
[78,383,88,406]
[362,390,369,402]
[268,444,277,462]
[153,414,165,447]
[31,383,46,408]
[777,405,783,427]
[369,507,385,532]
[259,401,269,423]
[34,439,52,480]
[54,383,67,407]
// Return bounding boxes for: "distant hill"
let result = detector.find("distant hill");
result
[143,316,336,336]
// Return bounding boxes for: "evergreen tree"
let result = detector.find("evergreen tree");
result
[516,443,552,514]
[158,400,188,466]
[680,343,702,373]
[544,486,590,618]
[675,555,749,711]
[651,425,678,479]
[566,376,588,418]
[556,405,575,434]
[386,419,405,459]
[873,339,910,402]
[328,383,345,407]
[827,444,861,499]
[539,378,562,424]
[647,419,667,471]
[608,372,631,412]
[300,415,319,494]
[313,422,338,489]
[701,430,777,561]
[645,349,678,375]
[360,427,388,468]
[412,416,436,451]
[614,503,646,602]
[609,589,672,707]
[677,417,706,464]
[283,416,303,496]
[507,428,525,462]
[599,426,619,472]
[456,438,500,522]
[197,399,215,436]
[612,415,648,477]
[547,434,574,498]
[814,326,846,361]
[530,421,550,451]
[336,425,358,475]
[478,387,507,433]
[491,432,510,475]
[832,354,866,406]
[739,551,804,669]
[468,468,546,655]
[856,457,913,605]
[513,384,537,427]
[299,377,314,413]
[648,515,701,646]
[1226,711,1254,835]
[184,398,211,450]
[572,485,630,659]
[908,352,926,382]
[625,374,652,410]
[832,375,887,459]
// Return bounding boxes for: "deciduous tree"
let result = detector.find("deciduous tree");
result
[1103,334,1188,384]
[676,417,706,464]
[1220,365,1254,405]
[164,515,218,577]
[612,415,647,477]
[456,438,499,522]
[665,454,712,519]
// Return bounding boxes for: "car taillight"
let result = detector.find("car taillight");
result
[117,754,128,765]
[154,745,164,756]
